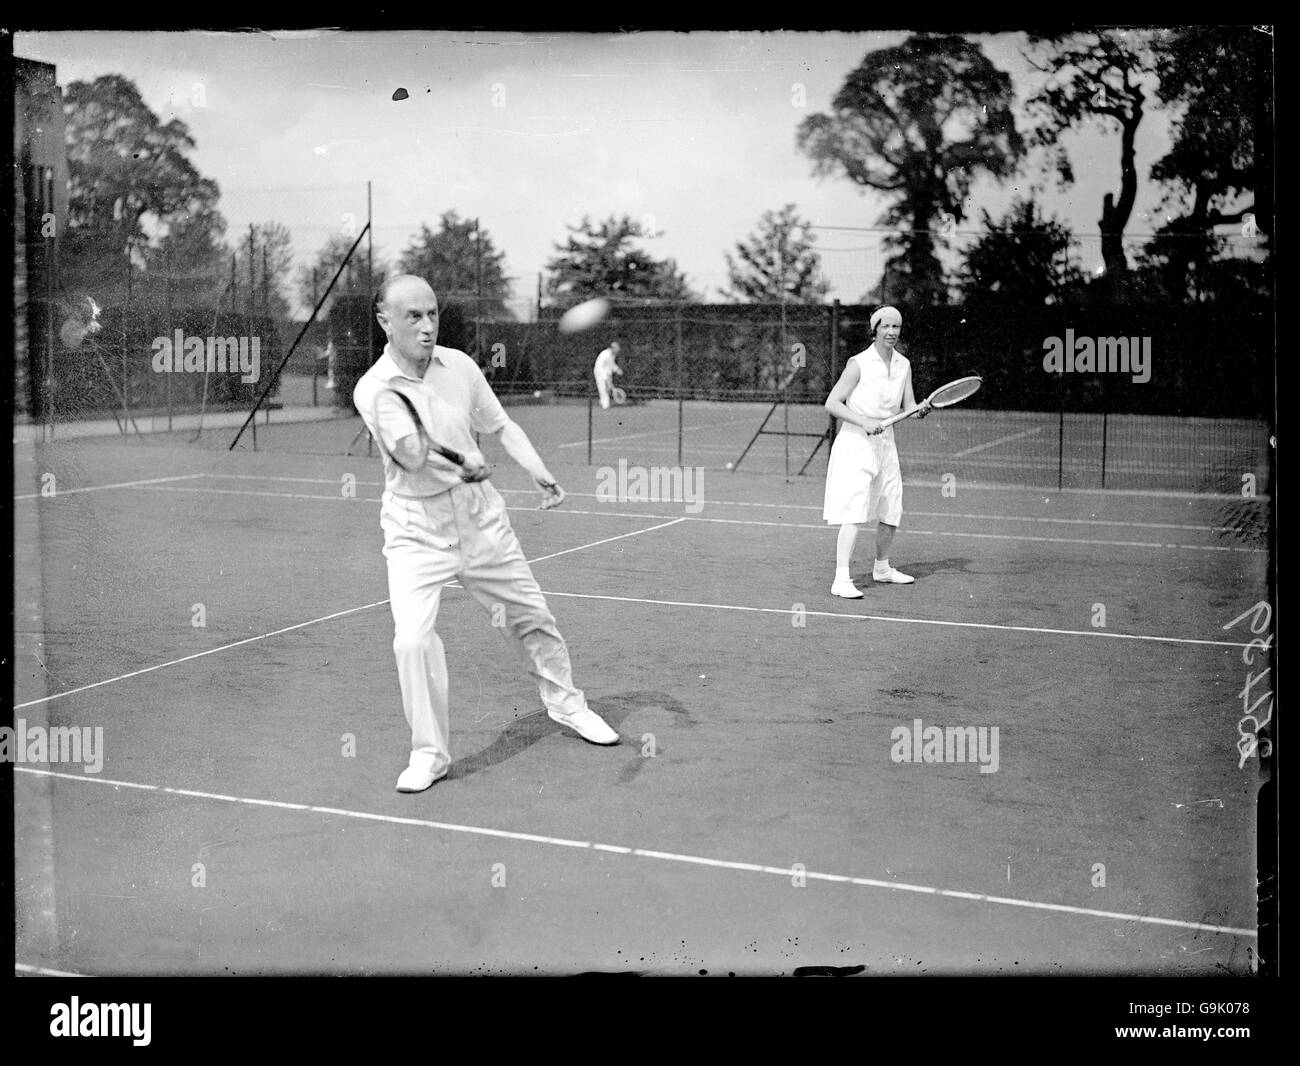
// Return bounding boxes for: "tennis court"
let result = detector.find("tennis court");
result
[12,394,1270,975]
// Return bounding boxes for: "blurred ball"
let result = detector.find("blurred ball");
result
[558,297,610,334]
[533,390,542,398]
[725,462,734,470]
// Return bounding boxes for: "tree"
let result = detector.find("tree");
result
[61,74,224,298]
[138,206,228,310]
[397,211,513,319]
[1023,30,1160,292]
[227,221,295,325]
[797,34,1023,306]
[723,204,830,304]
[296,231,388,313]
[544,215,695,305]
[958,199,1084,306]
[1134,26,1270,301]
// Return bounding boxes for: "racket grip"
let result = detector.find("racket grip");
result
[432,444,467,467]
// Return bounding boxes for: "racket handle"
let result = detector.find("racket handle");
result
[431,443,466,467]
[878,401,932,429]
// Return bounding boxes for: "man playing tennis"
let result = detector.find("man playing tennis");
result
[822,305,927,598]
[355,275,620,793]
[593,341,623,409]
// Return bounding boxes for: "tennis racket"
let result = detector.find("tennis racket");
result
[373,383,490,481]
[880,375,982,429]
[611,385,627,405]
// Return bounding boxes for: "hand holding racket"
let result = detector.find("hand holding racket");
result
[879,375,982,430]
[374,383,491,482]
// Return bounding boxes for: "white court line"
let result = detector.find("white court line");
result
[13,472,206,501]
[12,600,391,710]
[199,472,1271,504]
[545,508,1263,554]
[14,517,683,710]
[15,962,90,977]
[525,517,685,563]
[14,766,1257,940]
[535,589,1256,649]
[121,485,1264,554]
[954,427,1044,457]
[559,417,744,448]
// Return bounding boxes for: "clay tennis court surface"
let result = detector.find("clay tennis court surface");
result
[12,401,1269,975]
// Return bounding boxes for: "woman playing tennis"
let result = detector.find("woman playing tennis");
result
[822,305,928,598]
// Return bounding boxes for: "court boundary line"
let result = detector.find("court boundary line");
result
[14,469,1268,504]
[13,517,686,710]
[535,589,1256,649]
[14,766,1257,941]
[15,567,1257,714]
[13,473,207,501]
[953,427,1045,457]
[117,483,1266,554]
[202,475,1268,533]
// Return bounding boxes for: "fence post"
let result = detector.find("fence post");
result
[165,247,173,431]
[311,268,319,405]
[676,303,684,466]
[587,390,594,466]
[122,252,131,435]
[1057,373,1065,491]
[1101,410,1108,489]
[828,300,840,445]
[44,168,56,440]
[783,370,790,476]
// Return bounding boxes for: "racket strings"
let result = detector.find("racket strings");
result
[929,376,982,407]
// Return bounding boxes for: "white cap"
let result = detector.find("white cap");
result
[871,306,902,331]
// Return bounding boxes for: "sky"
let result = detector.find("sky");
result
[16,29,1180,312]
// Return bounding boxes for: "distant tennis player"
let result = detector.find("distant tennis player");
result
[822,305,927,598]
[355,275,620,793]
[593,341,623,409]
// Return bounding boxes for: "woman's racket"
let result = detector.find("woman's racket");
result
[611,385,627,405]
[374,383,489,481]
[880,375,982,429]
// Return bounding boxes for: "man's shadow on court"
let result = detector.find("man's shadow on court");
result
[445,690,693,782]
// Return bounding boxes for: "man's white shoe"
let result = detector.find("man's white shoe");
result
[396,761,448,793]
[548,707,620,745]
[873,565,915,584]
[831,579,864,599]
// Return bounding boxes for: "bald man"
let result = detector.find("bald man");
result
[822,305,928,598]
[355,275,619,793]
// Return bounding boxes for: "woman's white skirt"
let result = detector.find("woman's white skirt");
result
[823,425,903,526]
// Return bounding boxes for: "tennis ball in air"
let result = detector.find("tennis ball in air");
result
[558,297,610,334]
